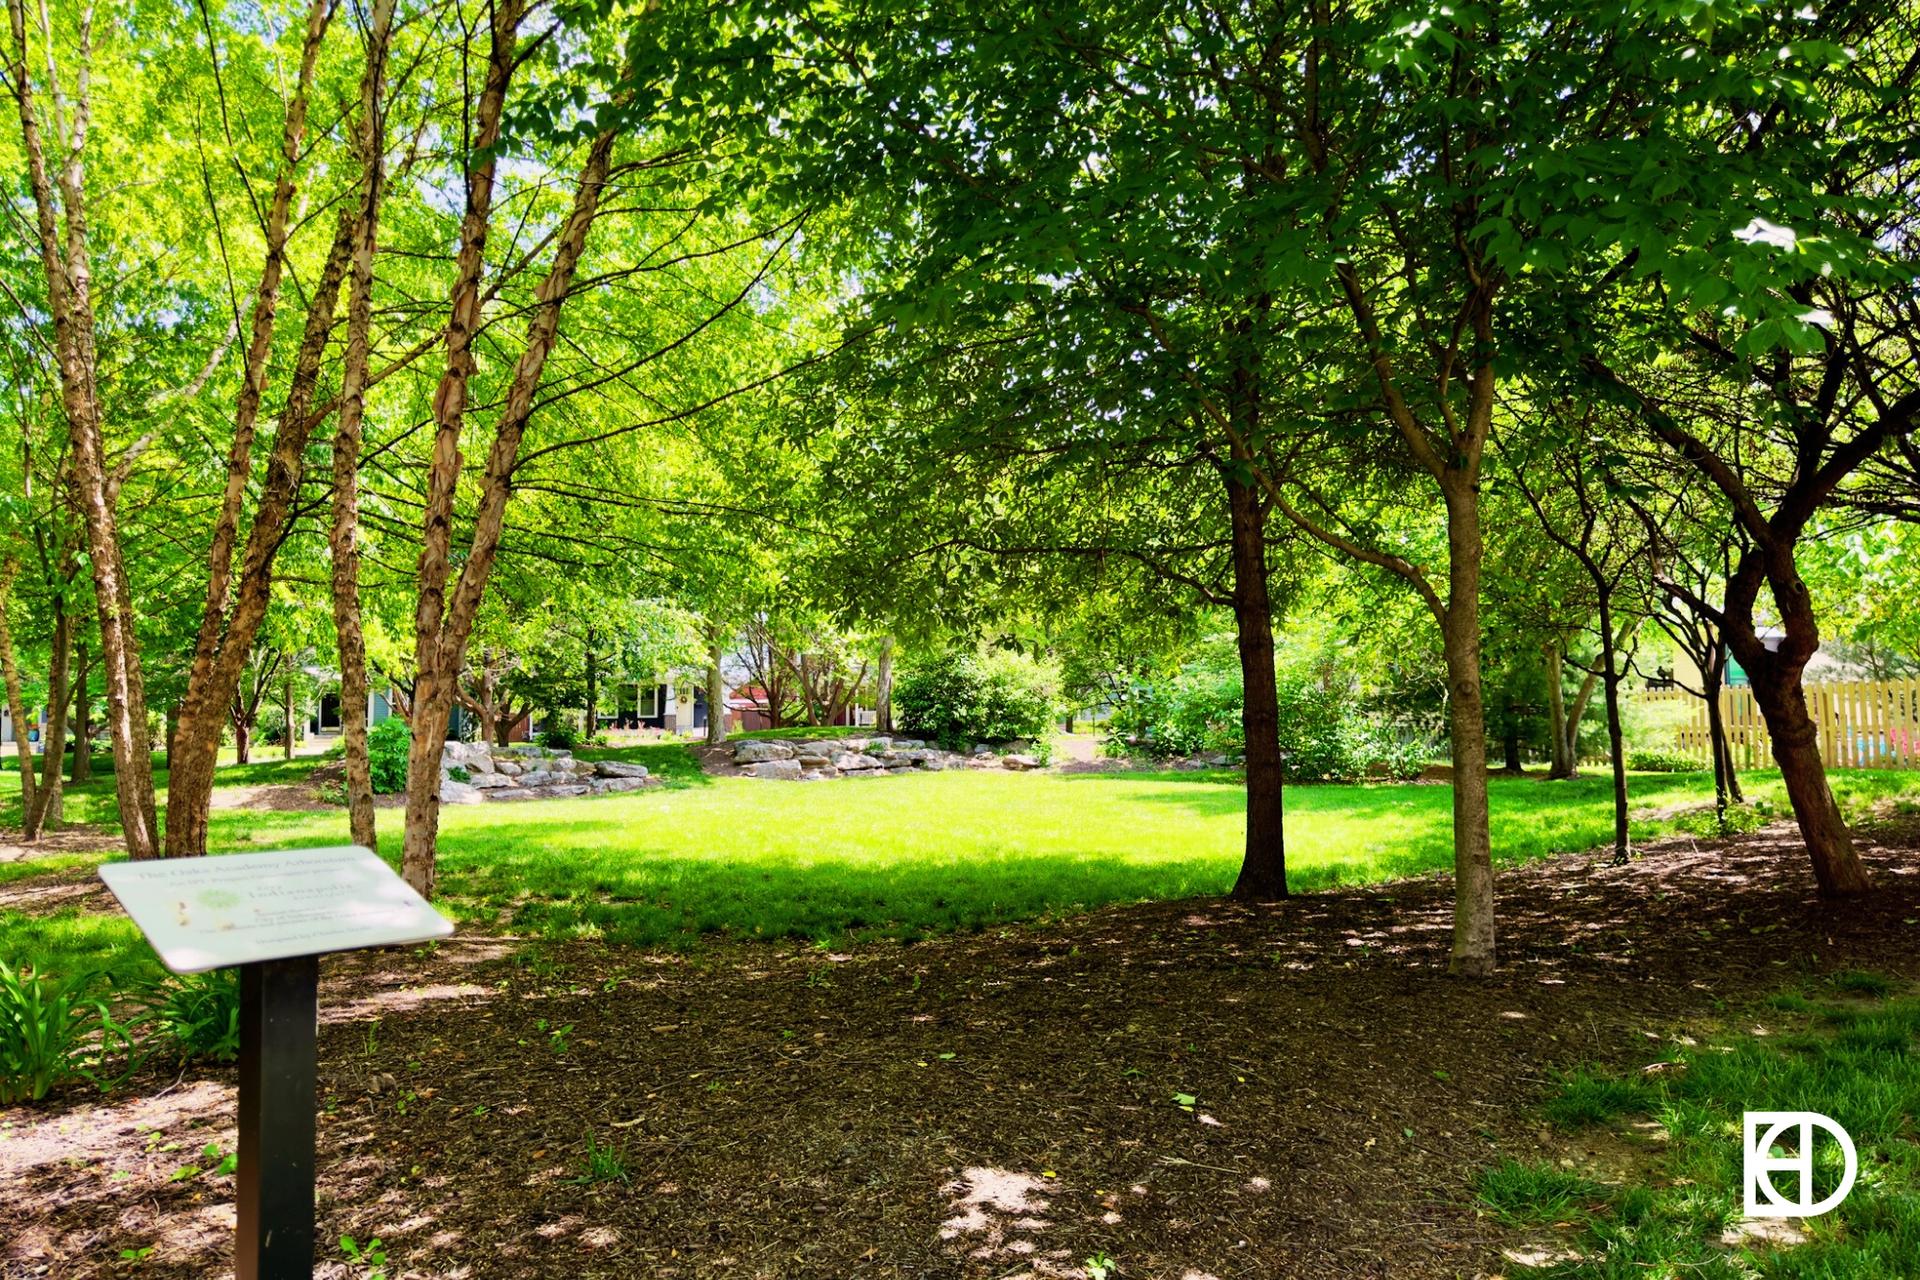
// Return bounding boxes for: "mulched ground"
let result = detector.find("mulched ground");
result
[3,819,1917,1280]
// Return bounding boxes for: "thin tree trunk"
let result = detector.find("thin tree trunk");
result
[1442,483,1496,976]
[6,4,158,856]
[0,560,35,821]
[1543,640,1574,780]
[328,0,394,853]
[1500,696,1525,774]
[69,638,90,784]
[706,629,727,745]
[233,720,251,766]
[282,673,296,761]
[24,606,71,836]
[1226,464,1286,900]
[584,629,598,739]
[1596,598,1629,865]
[873,636,893,735]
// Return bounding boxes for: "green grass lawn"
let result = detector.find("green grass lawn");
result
[5,753,1918,984]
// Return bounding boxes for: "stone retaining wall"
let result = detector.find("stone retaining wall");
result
[438,741,656,804]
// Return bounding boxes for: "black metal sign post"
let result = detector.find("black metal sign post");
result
[96,846,453,1280]
[236,955,321,1280]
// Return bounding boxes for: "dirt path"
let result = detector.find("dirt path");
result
[3,820,1916,1279]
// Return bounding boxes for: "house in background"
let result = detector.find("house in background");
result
[312,687,396,736]
[0,706,46,746]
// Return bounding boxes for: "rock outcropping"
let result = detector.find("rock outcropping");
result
[731,736,1037,781]
[438,741,655,804]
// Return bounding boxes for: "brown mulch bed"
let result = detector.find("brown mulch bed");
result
[3,822,1917,1280]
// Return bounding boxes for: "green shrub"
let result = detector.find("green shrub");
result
[539,712,581,751]
[0,960,145,1103]
[367,718,411,794]
[895,650,1060,749]
[1626,749,1705,773]
[151,969,241,1064]
[1106,636,1429,780]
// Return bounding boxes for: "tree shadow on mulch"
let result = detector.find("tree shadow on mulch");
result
[3,820,1917,1279]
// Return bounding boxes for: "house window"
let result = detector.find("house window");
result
[638,685,659,717]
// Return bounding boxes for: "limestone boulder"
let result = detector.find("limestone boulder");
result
[593,760,650,779]
[439,778,484,804]
[749,758,804,780]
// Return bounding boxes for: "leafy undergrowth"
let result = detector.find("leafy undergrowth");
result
[1487,974,1920,1277]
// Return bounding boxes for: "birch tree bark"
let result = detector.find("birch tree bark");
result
[399,0,624,896]
[329,0,396,852]
[6,0,159,857]
[163,0,349,856]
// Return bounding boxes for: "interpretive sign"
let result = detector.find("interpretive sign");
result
[98,844,452,974]
[101,846,453,1279]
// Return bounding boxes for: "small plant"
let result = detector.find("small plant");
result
[573,1130,631,1184]
[362,1018,381,1059]
[0,960,145,1104]
[151,969,241,1063]
[1084,1251,1118,1279]
[339,1234,389,1280]
[117,1244,155,1268]
[547,1022,574,1054]
[448,765,472,783]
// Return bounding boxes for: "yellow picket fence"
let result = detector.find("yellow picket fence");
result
[1640,680,1920,770]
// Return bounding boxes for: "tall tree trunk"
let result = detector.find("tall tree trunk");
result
[1500,696,1524,774]
[329,0,395,853]
[705,629,727,745]
[1226,464,1286,900]
[1748,667,1867,894]
[8,0,161,859]
[401,10,614,897]
[24,606,71,836]
[1441,483,1496,976]
[873,636,893,735]
[69,638,90,784]
[233,719,251,766]
[0,560,35,822]
[584,629,598,739]
[1596,599,1629,865]
[282,673,296,761]
[1543,640,1574,780]
[1703,648,1743,810]
[165,212,354,855]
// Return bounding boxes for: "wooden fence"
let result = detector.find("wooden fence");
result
[1639,680,1920,770]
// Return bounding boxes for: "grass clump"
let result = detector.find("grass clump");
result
[1828,969,1895,998]
[1543,1068,1653,1129]
[1476,1159,1605,1224]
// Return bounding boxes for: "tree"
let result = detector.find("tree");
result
[6,0,161,857]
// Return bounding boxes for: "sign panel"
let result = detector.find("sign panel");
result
[99,845,453,974]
